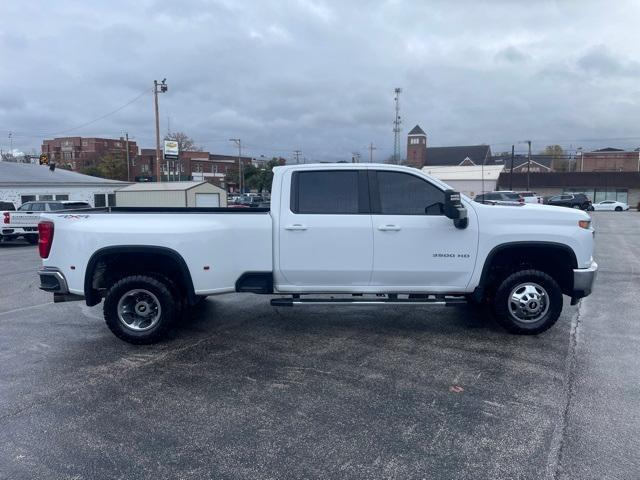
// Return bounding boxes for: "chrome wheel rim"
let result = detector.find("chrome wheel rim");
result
[117,289,162,332]
[508,282,549,323]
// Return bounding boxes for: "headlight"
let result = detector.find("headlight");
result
[578,220,591,229]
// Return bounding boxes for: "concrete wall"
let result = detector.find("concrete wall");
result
[116,189,186,207]
[0,185,123,208]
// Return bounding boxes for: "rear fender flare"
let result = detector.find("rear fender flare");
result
[83,245,196,306]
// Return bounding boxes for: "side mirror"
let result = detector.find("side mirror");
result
[443,190,468,229]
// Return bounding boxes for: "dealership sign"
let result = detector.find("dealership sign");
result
[164,140,179,160]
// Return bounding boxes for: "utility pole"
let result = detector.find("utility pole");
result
[509,144,515,190]
[527,140,532,191]
[229,139,242,193]
[153,79,168,182]
[293,150,302,164]
[8,132,12,154]
[125,132,130,182]
[369,142,377,163]
[393,88,402,164]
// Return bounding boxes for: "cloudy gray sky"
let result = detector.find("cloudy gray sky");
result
[2,0,640,161]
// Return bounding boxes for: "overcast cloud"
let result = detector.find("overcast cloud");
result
[2,0,640,161]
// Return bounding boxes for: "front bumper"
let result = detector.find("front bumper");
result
[572,260,598,299]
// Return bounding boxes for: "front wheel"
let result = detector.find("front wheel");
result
[104,275,179,344]
[491,270,563,335]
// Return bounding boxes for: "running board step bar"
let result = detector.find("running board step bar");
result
[270,297,467,307]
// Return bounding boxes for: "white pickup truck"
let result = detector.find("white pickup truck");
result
[37,164,597,344]
[2,201,91,243]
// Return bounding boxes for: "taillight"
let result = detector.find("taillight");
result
[2,212,9,224]
[38,221,54,258]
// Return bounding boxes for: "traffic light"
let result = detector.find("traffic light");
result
[39,153,49,165]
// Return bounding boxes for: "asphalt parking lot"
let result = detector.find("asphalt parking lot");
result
[1,213,639,480]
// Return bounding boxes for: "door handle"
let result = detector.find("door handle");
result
[285,224,308,231]
[378,224,401,231]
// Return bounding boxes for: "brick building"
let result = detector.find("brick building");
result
[41,136,138,173]
[130,150,253,189]
[579,147,640,172]
[405,125,491,168]
[406,125,427,167]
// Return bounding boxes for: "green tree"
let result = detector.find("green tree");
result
[236,158,282,193]
[81,166,102,177]
[96,153,127,180]
[541,144,569,171]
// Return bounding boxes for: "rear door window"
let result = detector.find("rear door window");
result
[291,170,361,214]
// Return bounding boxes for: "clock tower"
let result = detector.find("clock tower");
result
[406,125,427,168]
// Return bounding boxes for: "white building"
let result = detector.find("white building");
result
[115,181,228,208]
[0,161,130,208]
[422,165,505,198]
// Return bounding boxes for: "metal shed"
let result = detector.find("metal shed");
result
[115,181,227,208]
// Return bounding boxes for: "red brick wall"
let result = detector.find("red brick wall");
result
[406,135,427,168]
[581,152,640,172]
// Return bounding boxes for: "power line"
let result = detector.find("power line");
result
[1,88,151,138]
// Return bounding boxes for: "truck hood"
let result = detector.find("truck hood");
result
[469,200,591,223]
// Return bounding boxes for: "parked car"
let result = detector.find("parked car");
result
[0,201,16,211]
[474,192,524,205]
[239,195,265,207]
[2,201,91,243]
[592,200,629,212]
[545,194,592,210]
[516,191,544,204]
[37,164,596,344]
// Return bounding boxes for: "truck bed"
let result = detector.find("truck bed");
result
[64,207,271,214]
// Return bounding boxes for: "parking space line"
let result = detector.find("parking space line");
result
[0,302,54,318]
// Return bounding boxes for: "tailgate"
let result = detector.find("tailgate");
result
[9,212,41,225]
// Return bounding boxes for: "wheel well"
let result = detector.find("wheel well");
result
[84,247,195,306]
[479,243,577,298]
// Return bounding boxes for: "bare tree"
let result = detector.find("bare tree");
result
[163,131,201,153]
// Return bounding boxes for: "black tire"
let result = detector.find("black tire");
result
[581,203,590,210]
[104,275,179,344]
[491,269,563,335]
[615,206,623,212]
[193,295,208,307]
[25,234,38,245]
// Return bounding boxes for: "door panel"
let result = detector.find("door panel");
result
[369,171,478,290]
[278,170,373,288]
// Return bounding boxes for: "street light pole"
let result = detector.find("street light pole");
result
[229,138,242,193]
[153,79,168,182]
[125,132,130,182]
[519,140,532,191]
